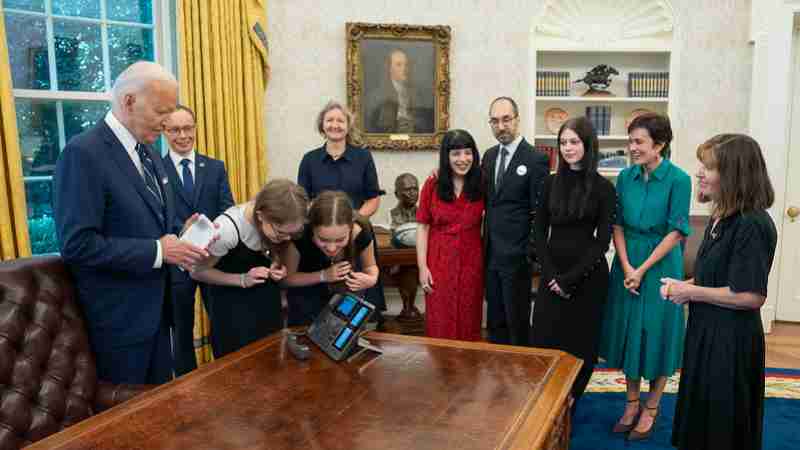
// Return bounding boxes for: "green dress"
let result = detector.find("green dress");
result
[598,159,691,380]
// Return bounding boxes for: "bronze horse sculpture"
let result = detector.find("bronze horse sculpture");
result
[575,64,619,93]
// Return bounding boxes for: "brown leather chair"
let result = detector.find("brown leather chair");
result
[0,256,150,449]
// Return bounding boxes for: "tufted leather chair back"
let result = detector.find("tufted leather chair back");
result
[0,256,100,449]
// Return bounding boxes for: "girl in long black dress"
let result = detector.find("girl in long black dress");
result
[283,191,380,319]
[191,179,309,358]
[661,134,777,450]
[531,117,616,411]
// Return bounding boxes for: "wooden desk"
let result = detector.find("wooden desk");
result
[30,332,581,450]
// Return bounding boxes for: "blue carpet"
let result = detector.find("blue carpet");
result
[571,392,800,450]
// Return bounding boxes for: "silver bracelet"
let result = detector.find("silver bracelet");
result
[320,270,326,283]
[240,273,247,288]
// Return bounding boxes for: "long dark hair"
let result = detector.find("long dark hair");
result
[549,117,599,218]
[696,134,774,218]
[437,129,483,202]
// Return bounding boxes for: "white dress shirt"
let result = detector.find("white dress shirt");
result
[495,134,523,182]
[104,111,164,268]
[169,149,196,185]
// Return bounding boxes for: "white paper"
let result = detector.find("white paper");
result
[180,214,215,249]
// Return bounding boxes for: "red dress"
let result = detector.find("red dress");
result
[416,176,485,341]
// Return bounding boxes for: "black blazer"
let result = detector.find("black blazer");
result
[54,121,176,350]
[163,153,234,283]
[481,138,550,269]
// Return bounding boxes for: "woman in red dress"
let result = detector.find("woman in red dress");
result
[416,129,485,340]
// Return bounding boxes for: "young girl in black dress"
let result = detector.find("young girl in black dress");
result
[531,117,616,412]
[191,179,308,358]
[283,191,380,324]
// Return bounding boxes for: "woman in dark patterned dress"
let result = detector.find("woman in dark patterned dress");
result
[662,134,777,450]
[531,117,616,411]
[416,129,485,340]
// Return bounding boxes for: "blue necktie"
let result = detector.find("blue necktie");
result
[180,158,194,198]
[136,143,163,205]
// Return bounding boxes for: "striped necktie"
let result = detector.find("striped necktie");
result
[136,143,163,205]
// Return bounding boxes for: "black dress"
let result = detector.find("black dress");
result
[531,169,616,404]
[287,225,374,326]
[672,210,777,450]
[205,212,283,358]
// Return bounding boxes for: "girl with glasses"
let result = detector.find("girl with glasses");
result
[192,179,308,357]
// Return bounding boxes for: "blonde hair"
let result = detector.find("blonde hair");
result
[315,100,362,146]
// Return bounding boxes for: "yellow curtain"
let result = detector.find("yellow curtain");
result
[177,0,270,365]
[0,8,32,260]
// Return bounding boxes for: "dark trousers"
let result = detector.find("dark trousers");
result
[171,280,200,376]
[570,359,595,416]
[94,318,174,385]
[485,261,532,346]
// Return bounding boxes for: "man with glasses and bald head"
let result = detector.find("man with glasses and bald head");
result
[481,96,550,346]
[162,105,234,376]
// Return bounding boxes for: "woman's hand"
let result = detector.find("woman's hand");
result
[244,266,271,288]
[660,277,692,305]
[548,279,570,299]
[323,262,352,282]
[268,262,287,282]
[623,267,644,296]
[419,266,434,293]
[345,271,377,292]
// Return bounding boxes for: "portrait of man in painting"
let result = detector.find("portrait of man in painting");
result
[361,40,436,134]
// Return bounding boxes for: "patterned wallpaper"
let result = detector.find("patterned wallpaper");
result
[265,0,752,222]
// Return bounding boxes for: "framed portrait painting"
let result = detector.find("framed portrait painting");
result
[346,22,451,150]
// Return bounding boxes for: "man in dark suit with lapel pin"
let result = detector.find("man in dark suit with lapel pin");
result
[54,61,210,385]
[162,105,234,376]
[481,96,549,346]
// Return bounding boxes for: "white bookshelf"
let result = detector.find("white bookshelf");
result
[530,0,676,181]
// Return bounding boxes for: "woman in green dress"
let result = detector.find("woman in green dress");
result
[598,113,691,441]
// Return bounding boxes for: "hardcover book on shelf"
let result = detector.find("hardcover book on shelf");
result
[585,105,611,136]
[534,144,559,172]
[598,149,630,169]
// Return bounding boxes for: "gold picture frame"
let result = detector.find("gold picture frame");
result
[346,22,451,151]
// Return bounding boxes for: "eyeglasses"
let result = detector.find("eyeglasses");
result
[488,115,517,127]
[164,125,196,136]
[270,222,304,240]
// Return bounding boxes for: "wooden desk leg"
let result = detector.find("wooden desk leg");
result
[395,266,422,322]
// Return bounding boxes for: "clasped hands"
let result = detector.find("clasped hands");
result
[241,262,288,288]
[659,277,692,305]
[161,213,220,271]
[622,264,644,296]
[324,261,376,292]
[547,278,571,299]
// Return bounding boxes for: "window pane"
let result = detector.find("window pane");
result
[53,19,104,91]
[3,12,50,89]
[108,25,154,82]
[2,0,45,12]
[107,0,153,25]
[15,98,59,178]
[63,100,109,143]
[25,177,58,254]
[52,0,100,19]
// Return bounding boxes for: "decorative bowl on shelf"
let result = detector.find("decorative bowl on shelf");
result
[544,107,569,134]
[624,108,654,130]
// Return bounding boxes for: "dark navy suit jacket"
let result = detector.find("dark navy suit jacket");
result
[481,138,550,270]
[163,153,234,283]
[54,121,176,351]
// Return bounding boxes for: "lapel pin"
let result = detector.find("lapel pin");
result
[516,165,527,176]
[199,162,205,168]
[162,177,168,185]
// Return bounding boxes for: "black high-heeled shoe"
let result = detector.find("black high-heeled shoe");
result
[612,397,640,433]
[627,404,658,441]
